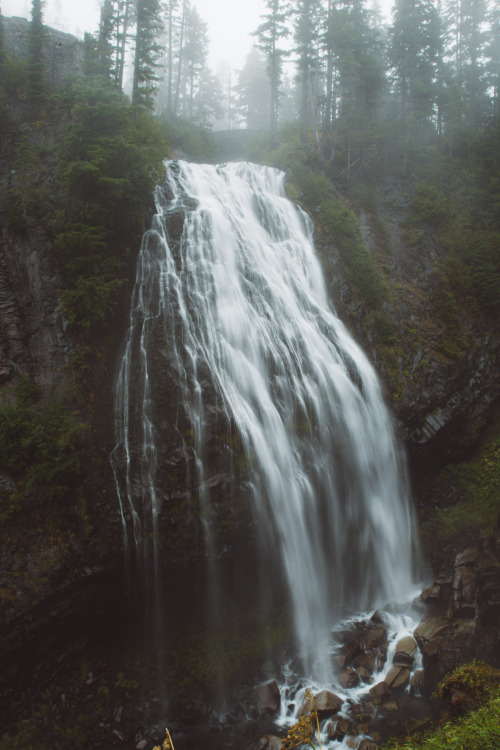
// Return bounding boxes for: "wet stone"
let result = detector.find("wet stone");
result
[385,666,411,690]
[359,739,378,750]
[246,735,282,750]
[369,681,391,702]
[256,680,281,715]
[354,651,376,673]
[411,669,424,691]
[357,666,372,683]
[313,689,343,715]
[339,668,361,689]
[455,547,480,567]
[364,628,387,650]
[327,716,352,741]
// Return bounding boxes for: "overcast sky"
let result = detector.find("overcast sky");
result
[3,0,391,71]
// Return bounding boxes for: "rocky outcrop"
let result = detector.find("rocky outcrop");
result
[416,534,500,691]
[319,176,500,473]
[3,15,84,88]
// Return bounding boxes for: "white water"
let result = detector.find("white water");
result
[112,160,419,681]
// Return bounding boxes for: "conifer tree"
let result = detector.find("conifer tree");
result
[294,0,323,145]
[28,0,47,102]
[254,0,290,147]
[97,0,116,79]
[235,48,271,130]
[0,2,6,87]
[132,0,164,108]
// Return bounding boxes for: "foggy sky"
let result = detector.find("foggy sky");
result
[2,0,392,70]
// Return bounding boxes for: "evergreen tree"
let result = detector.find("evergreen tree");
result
[389,0,441,125]
[442,0,489,143]
[115,0,134,89]
[132,0,164,108]
[325,0,385,181]
[215,60,234,129]
[182,4,209,120]
[28,0,47,102]
[0,2,6,86]
[254,0,290,147]
[235,47,271,130]
[97,0,116,79]
[294,0,323,145]
[163,0,179,115]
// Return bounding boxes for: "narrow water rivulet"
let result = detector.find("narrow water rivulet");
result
[111,160,421,713]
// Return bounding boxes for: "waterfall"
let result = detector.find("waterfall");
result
[112,160,419,682]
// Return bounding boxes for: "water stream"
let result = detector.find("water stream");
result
[111,160,420,693]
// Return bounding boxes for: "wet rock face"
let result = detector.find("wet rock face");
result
[415,533,500,691]
[3,16,84,88]
[249,536,500,750]
[319,176,500,472]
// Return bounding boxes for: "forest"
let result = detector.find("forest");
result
[0,1,500,749]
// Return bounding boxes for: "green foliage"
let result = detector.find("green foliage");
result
[159,115,216,162]
[279,161,385,309]
[412,184,452,227]
[420,417,500,552]
[470,232,500,313]
[373,311,396,344]
[318,198,385,308]
[0,379,87,521]
[54,81,168,331]
[437,662,500,708]
[28,0,47,103]
[288,163,333,206]
[382,690,500,750]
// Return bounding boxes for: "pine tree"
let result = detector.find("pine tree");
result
[28,0,47,102]
[115,0,134,90]
[254,0,290,147]
[0,2,6,83]
[132,0,164,108]
[294,0,323,145]
[389,0,441,125]
[325,0,385,180]
[235,47,271,130]
[97,0,116,79]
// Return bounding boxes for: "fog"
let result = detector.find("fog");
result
[2,0,392,69]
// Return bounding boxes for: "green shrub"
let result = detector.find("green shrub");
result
[382,691,500,749]
[159,115,216,162]
[412,183,452,226]
[0,380,87,520]
[437,661,500,708]
[318,198,385,308]
[288,163,334,206]
[54,81,168,332]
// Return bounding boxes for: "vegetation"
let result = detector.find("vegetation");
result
[420,410,500,554]
[153,728,175,750]
[0,380,87,523]
[54,81,167,331]
[27,0,47,103]
[281,690,322,750]
[382,692,500,750]
[383,663,500,750]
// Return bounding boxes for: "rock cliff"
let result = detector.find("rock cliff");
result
[318,176,500,475]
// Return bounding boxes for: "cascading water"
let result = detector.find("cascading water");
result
[111,160,419,687]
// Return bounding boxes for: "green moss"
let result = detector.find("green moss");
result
[0,379,87,522]
[412,183,452,227]
[437,662,500,706]
[420,419,500,553]
[382,690,500,750]
[317,198,385,308]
